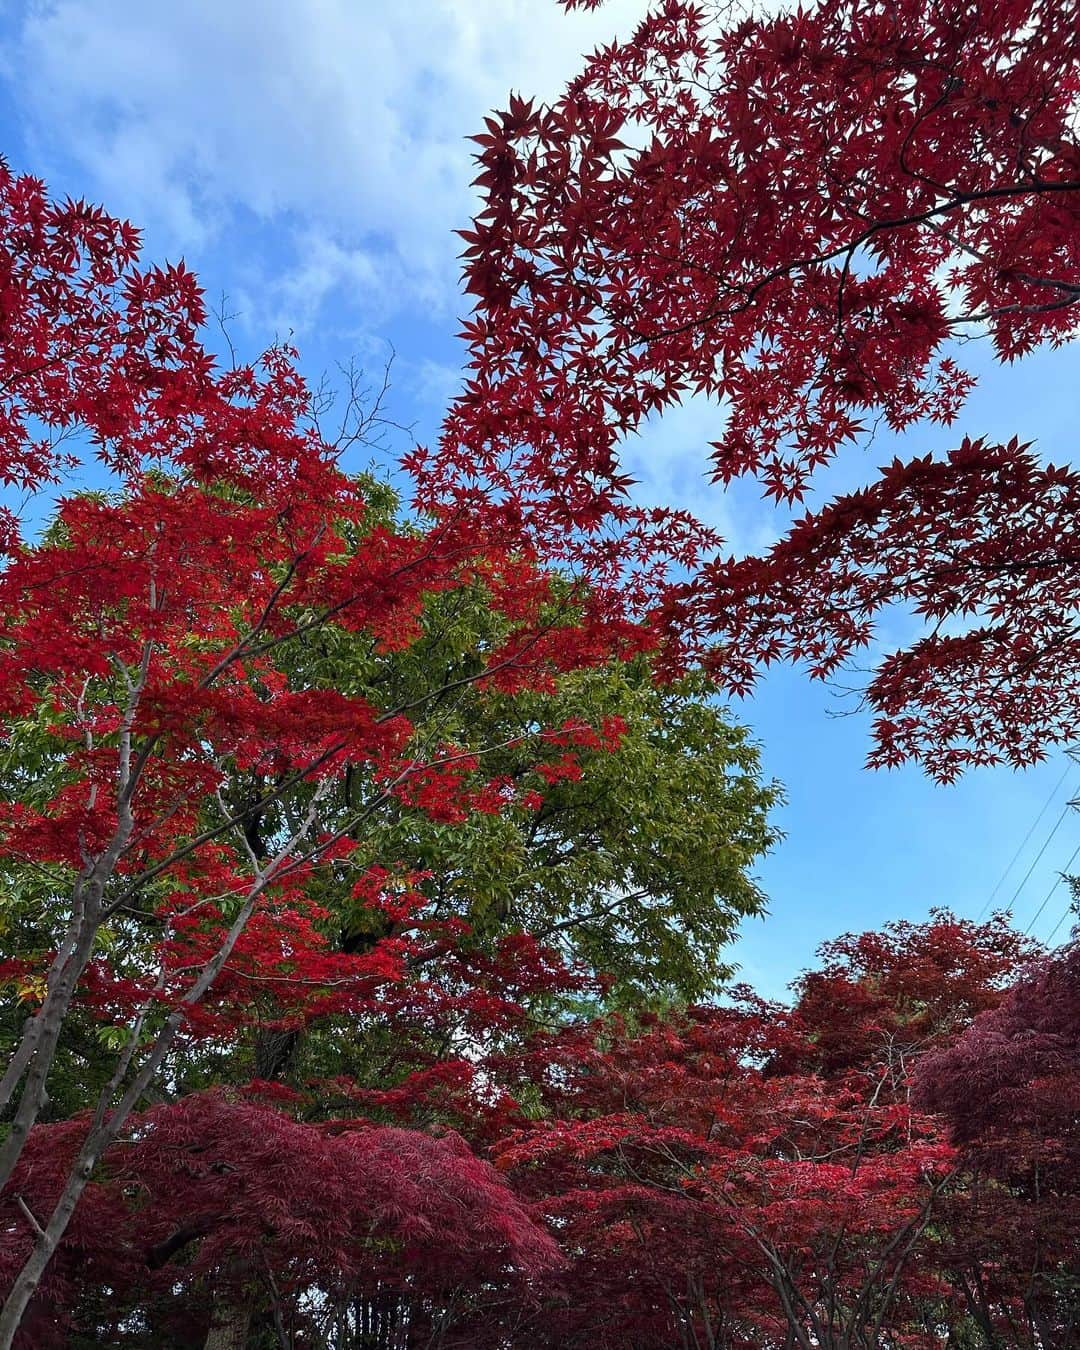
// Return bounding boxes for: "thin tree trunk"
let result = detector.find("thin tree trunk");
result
[0,789,328,1349]
[0,906,101,1191]
[0,641,150,1190]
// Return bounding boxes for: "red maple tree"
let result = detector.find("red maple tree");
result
[916,941,1080,1346]
[416,0,1080,778]
[4,0,1080,1340]
[0,160,644,1342]
[477,916,1044,1349]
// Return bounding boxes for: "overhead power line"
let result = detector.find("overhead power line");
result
[1046,900,1077,944]
[976,762,1071,920]
[1023,840,1080,935]
[997,784,1080,918]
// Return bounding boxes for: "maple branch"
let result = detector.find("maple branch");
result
[626,178,1080,347]
[0,783,333,1346]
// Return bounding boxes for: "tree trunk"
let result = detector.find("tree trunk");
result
[204,1301,252,1350]
[253,1027,300,1081]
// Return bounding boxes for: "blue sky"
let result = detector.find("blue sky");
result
[0,0,1075,996]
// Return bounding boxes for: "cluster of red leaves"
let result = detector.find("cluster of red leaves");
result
[686,438,1080,778]
[913,942,1080,1346]
[774,908,1035,1075]
[918,940,1080,1181]
[417,0,1080,775]
[0,150,649,986]
[56,851,598,1058]
[2,898,595,1344]
[474,915,1057,1349]
[0,1092,559,1348]
[0,144,656,880]
[0,152,660,1342]
[5,902,1071,1348]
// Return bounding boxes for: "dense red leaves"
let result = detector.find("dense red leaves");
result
[685,437,1080,777]
[914,943,1080,1346]
[424,0,1080,775]
[4,903,1069,1347]
[489,1004,955,1346]
[0,149,648,1008]
[0,155,656,1340]
[776,909,1035,1075]
[476,916,1055,1349]
[2,897,590,1342]
[0,1093,558,1348]
[918,941,1080,1177]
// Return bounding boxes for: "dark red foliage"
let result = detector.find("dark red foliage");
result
[488,1007,952,1347]
[779,909,1035,1077]
[917,940,1080,1178]
[691,439,1080,778]
[421,0,1080,776]
[464,915,1048,1348]
[0,1092,559,1347]
[915,944,1080,1346]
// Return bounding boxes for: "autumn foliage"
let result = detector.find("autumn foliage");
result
[2,0,1080,1345]
[0,153,657,1343]
[419,0,1080,778]
[4,909,1074,1348]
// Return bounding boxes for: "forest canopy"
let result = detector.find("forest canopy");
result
[0,0,1078,1346]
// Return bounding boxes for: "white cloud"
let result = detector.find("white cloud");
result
[7,0,650,325]
[3,0,804,538]
[624,394,785,559]
[232,232,390,339]
[404,357,465,413]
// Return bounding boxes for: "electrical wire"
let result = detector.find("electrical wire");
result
[1000,787,1079,916]
[975,763,1071,920]
[1045,902,1076,944]
[1023,840,1080,934]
